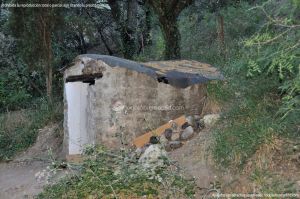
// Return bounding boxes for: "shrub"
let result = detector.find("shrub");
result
[244,0,300,118]
[38,146,195,198]
[0,98,63,160]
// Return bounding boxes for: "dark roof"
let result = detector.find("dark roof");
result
[69,54,224,88]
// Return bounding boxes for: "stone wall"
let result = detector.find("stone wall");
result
[85,66,207,148]
[64,56,209,154]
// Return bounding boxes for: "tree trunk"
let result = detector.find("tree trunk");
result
[84,9,115,55]
[46,33,53,103]
[79,32,87,54]
[121,26,136,59]
[0,0,2,15]
[159,16,181,60]
[146,0,193,60]
[43,18,53,102]
[108,0,138,59]
[99,29,114,55]
[137,5,152,54]
[144,7,152,46]
[217,14,226,59]
[46,66,52,102]
[122,0,138,59]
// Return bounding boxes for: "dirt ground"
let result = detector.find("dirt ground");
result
[0,122,229,199]
[168,126,300,197]
[1,120,298,199]
[0,123,67,199]
[168,128,228,197]
[0,121,223,199]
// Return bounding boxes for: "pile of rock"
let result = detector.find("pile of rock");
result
[135,114,220,169]
[159,115,198,151]
[138,144,167,169]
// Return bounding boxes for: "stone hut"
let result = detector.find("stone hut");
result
[63,54,223,156]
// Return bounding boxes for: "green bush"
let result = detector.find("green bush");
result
[38,146,195,199]
[210,0,299,169]
[0,67,32,111]
[179,1,264,65]
[0,98,63,160]
[0,32,34,111]
[171,0,300,169]
[244,0,300,118]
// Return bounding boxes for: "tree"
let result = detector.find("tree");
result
[108,0,139,59]
[136,2,153,54]
[204,0,255,59]
[84,5,117,55]
[245,0,300,118]
[9,0,62,102]
[0,0,2,16]
[146,0,193,59]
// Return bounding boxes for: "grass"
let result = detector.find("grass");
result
[180,0,300,170]
[132,4,300,194]
[209,58,283,167]
[206,55,300,194]
[135,1,299,171]
[38,146,195,199]
[250,169,297,195]
[0,98,63,161]
[1,0,297,196]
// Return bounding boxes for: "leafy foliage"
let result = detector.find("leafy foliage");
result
[206,0,300,169]
[244,0,300,118]
[211,73,282,168]
[0,99,63,160]
[179,0,263,64]
[0,0,299,193]
[0,32,33,110]
[38,146,195,198]
[166,0,300,169]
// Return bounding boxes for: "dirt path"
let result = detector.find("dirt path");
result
[168,128,228,197]
[0,123,67,199]
[0,160,51,199]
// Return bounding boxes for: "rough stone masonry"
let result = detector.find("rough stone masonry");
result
[63,54,223,156]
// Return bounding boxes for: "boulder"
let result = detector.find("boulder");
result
[186,115,195,126]
[193,115,204,131]
[149,136,159,144]
[180,126,194,140]
[130,145,149,160]
[160,134,168,145]
[138,144,167,169]
[165,141,183,151]
[195,119,205,130]
[133,147,144,159]
[163,128,173,141]
[169,120,178,131]
[181,122,190,129]
[194,115,201,121]
[202,114,220,127]
[171,132,180,141]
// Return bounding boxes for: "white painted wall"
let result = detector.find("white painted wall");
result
[65,82,88,155]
